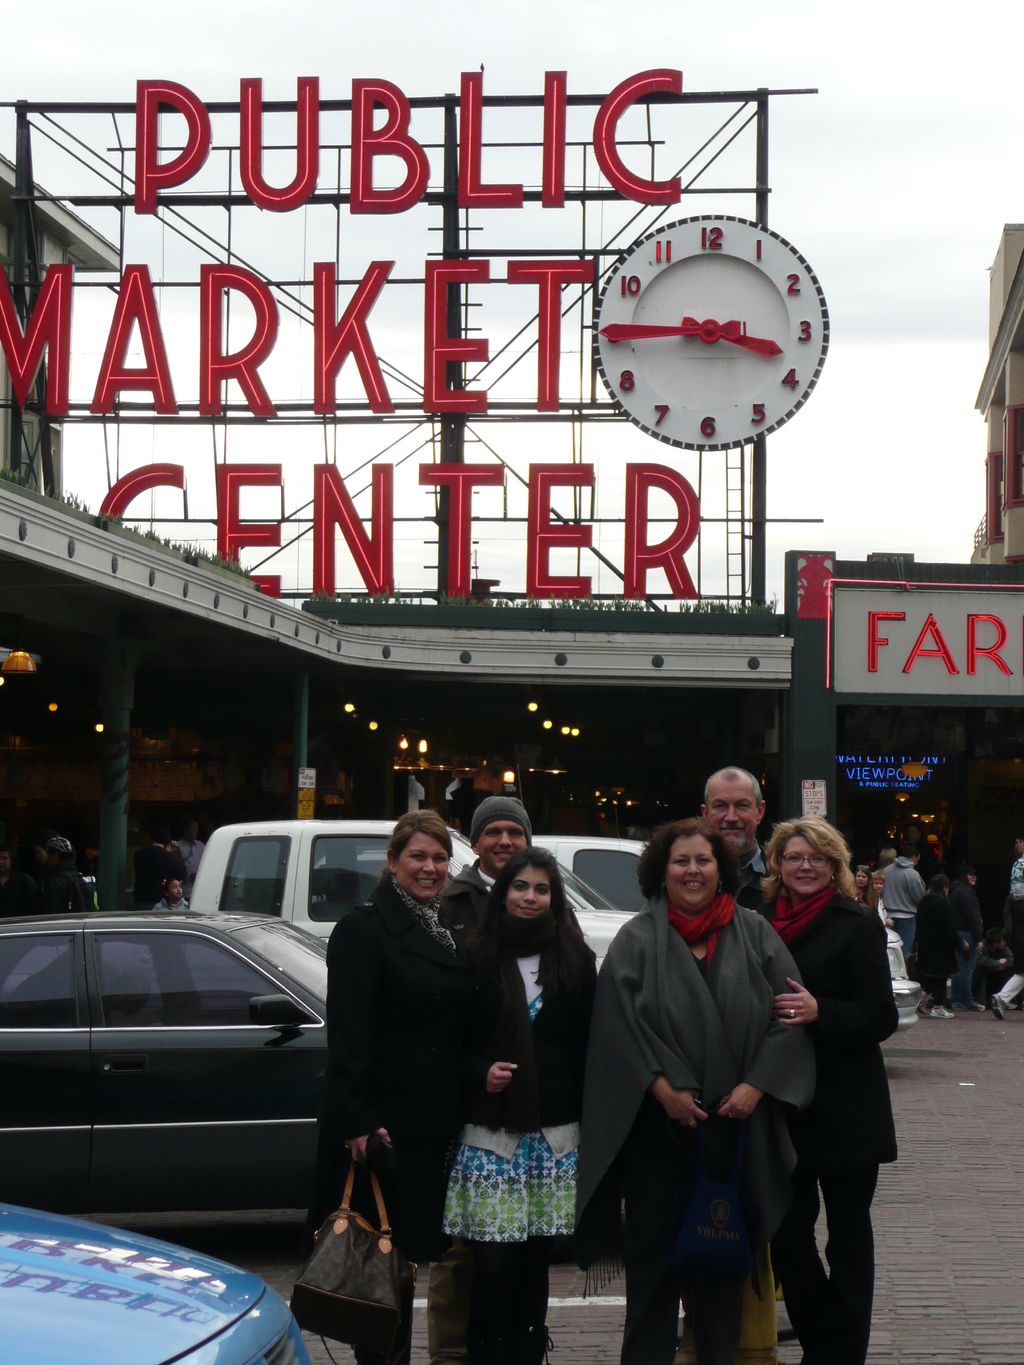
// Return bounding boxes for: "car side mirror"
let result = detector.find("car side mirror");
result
[249,993,313,1027]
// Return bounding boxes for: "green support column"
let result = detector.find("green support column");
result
[781,550,839,821]
[98,651,135,912]
[293,671,309,816]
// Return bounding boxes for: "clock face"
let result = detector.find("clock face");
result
[594,216,829,451]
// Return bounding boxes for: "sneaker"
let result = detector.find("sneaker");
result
[970,1002,986,1011]
[991,996,1006,1020]
[928,1006,955,1019]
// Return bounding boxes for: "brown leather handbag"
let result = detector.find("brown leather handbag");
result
[292,1162,416,1351]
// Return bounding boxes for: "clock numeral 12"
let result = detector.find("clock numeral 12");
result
[654,404,670,426]
[700,416,717,437]
[619,275,641,297]
[751,404,766,425]
[781,369,799,390]
[655,240,672,263]
[700,226,723,251]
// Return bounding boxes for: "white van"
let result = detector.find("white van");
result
[190,820,633,964]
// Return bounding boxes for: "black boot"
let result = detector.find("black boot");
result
[510,1323,551,1364]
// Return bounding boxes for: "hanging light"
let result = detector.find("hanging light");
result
[94,722,105,734]
[47,702,59,713]
[542,719,553,730]
[418,738,429,754]
[398,735,409,750]
[527,701,539,712]
[1,650,37,675]
[368,721,379,732]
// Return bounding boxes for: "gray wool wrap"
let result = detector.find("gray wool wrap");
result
[575,897,816,1258]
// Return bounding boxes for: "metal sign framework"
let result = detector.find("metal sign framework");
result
[2,81,815,604]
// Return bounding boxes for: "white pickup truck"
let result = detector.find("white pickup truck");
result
[189,819,633,963]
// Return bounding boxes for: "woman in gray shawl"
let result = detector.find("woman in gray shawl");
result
[574,817,814,1365]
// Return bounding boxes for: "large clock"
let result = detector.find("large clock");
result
[594,215,829,451]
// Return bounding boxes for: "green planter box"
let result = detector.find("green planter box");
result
[301,599,784,636]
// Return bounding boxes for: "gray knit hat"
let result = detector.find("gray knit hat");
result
[470,795,532,847]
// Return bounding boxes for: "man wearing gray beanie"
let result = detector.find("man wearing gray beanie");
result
[430,793,532,1365]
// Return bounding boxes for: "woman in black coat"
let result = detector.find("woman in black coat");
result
[310,809,481,1365]
[915,874,960,1018]
[763,816,898,1365]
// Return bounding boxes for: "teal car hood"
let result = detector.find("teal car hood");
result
[0,1205,277,1364]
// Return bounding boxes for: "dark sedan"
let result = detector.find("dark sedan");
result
[0,912,327,1214]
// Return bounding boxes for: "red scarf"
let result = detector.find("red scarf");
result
[771,886,834,944]
[667,892,736,962]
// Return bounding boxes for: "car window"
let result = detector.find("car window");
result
[220,836,290,917]
[554,861,617,913]
[233,922,328,999]
[0,935,76,1028]
[96,932,280,1027]
[573,849,644,913]
[308,836,389,921]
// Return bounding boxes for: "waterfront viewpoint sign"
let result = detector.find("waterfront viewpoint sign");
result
[1,73,818,598]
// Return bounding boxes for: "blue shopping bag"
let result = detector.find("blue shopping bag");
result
[669,1126,756,1278]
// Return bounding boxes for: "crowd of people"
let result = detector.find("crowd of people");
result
[310,770,900,1365]
[0,816,205,917]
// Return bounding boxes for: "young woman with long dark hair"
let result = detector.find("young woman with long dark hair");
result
[443,848,596,1364]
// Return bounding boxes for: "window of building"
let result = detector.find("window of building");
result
[987,450,1005,541]
[1006,408,1024,506]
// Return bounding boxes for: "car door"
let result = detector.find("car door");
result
[0,927,90,1208]
[87,924,325,1212]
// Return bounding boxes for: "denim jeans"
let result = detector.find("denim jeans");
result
[950,931,977,1005]
[891,916,916,959]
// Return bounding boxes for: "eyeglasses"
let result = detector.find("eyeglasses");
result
[780,853,830,869]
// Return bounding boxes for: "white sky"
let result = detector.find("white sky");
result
[2,0,1020,604]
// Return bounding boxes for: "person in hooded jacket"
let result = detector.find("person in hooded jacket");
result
[914,875,960,1019]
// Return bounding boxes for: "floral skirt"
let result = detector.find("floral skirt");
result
[442,1131,578,1242]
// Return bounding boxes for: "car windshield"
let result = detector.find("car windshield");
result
[232,921,328,999]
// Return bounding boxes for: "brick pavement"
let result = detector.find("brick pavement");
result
[91,1008,1024,1363]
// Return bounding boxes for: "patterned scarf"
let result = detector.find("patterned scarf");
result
[666,892,736,963]
[390,874,456,954]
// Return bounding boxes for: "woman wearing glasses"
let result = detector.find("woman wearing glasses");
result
[763,816,898,1365]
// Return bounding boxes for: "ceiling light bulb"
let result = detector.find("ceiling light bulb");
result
[398,735,409,750]
[418,739,428,754]
[527,701,539,712]
[542,719,553,730]
[48,702,58,713]
[369,721,379,731]
[94,722,105,733]
[343,702,356,713]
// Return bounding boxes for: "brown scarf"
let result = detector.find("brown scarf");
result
[471,913,558,1134]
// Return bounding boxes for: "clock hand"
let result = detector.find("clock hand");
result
[600,316,782,357]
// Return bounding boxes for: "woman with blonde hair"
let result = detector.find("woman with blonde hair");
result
[762,816,897,1365]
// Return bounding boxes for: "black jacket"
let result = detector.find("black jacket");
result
[323,878,482,1143]
[766,893,897,1171]
[915,892,961,976]
[949,883,983,940]
[474,962,597,1130]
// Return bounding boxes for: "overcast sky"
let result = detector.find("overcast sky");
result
[2,0,1020,603]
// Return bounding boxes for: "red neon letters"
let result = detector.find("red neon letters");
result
[867,608,1018,677]
[133,71,683,215]
[623,465,699,599]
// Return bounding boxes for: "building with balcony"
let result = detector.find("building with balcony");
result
[974,225,1024,564]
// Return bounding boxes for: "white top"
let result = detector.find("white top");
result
[517,953,542,1004]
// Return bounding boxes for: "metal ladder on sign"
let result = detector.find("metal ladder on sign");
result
[724,444,747,605]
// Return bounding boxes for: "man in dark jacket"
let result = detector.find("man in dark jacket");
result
[949,867,985,1010]
[430,794,532,1365]
[38,836,93,915]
